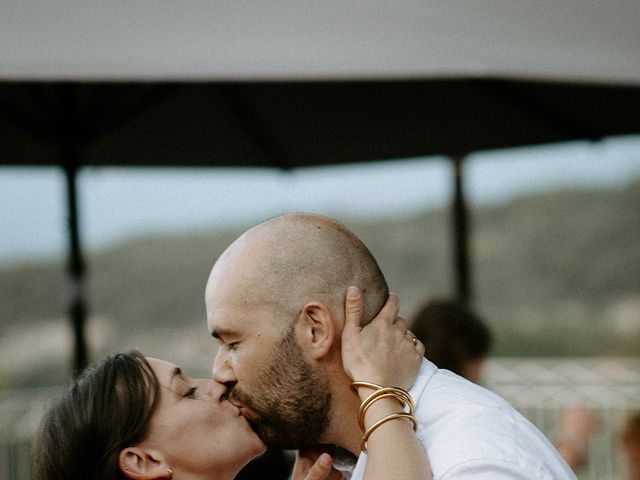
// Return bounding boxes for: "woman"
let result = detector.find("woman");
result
[35,351,263,480]
[34,290,431,480]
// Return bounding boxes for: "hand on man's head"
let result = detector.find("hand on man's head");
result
[341,286,424,391]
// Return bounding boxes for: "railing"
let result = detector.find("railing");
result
[1,387,59,480]
[485,357,640,480]
[2,358,639,480]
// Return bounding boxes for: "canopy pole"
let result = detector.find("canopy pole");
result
[63,160,89,376]
[451,155,472,302]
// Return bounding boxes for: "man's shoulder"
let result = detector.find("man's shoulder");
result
[413,362,509,413]
[416,366,538,445]
[411,365,575,480]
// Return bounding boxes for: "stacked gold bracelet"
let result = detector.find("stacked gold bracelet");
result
[350,381,418,452]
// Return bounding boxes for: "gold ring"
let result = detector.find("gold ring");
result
[412,335,418,345]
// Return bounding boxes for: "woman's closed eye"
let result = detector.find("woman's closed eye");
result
[184,386,198,398]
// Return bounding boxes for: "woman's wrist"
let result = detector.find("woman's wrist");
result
[362,397,407,428]
[350,381,417,452]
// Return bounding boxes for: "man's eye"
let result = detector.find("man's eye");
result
[184,386,198,398]
[227,342,239,350]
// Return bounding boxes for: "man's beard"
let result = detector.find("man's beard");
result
[229,326,331,449]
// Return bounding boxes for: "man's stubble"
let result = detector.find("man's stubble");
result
[229,325,332,449]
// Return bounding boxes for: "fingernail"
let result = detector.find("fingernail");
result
[347,286,360,298]
[320,454,332,467]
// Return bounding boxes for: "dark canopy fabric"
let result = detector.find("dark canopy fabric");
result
[1,79,639,169]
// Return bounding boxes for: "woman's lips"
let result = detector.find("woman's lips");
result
[228,398,243,412]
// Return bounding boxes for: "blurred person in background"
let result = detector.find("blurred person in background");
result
[409,300,492,384]
[410,298,599,473]
[622,411,640,480]
[554,405,600,472]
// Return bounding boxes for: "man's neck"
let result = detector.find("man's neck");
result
[320,372,363,457]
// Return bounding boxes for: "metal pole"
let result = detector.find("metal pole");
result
[63,160,89,376]
[451,155,472,302]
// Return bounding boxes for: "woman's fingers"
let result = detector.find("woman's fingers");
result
[394,317,409,332]
[344,286,364,333]
[301,453,341,480]
[374,292,400,325]
[405,330,425,355]
[344,286,399,330]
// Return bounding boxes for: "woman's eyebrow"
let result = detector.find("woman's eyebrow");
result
[164,366,191,395]
[169,367,183,385]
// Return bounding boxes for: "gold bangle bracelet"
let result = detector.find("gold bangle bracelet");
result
[358,388,414,431]
[351,382,414,409]
[359,391,407,431]
[350,381,385,395]
[359,387,413,413]
[360,413,418,452]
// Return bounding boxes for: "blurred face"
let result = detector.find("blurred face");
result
[206,271,331,449]
[139,358,265,478]
[624,435,640,477]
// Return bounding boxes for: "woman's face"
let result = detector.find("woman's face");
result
[139,358,266,478]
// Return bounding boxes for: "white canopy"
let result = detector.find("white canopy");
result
[1,0,639,84]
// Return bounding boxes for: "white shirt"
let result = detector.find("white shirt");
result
[345,359,576,480]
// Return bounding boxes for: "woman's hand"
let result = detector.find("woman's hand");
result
[291,446,344,480]
[341,286,424,391]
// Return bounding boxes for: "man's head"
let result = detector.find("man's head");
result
[205,213,388,448]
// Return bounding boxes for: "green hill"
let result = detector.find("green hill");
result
[1,179,638,387]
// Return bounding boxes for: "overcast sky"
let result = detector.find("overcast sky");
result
[2,135,639,266]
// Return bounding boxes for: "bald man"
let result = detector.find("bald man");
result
[206,213,576,480]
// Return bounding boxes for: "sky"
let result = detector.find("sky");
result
[1,135,640,266]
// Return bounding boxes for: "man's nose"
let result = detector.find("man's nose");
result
[212,350,236,385]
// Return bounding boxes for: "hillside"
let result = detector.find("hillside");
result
[1,179,639,387]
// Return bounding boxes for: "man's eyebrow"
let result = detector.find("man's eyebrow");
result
[211,327,235,339]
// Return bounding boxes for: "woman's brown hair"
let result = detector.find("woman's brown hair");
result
[33,350,160,480]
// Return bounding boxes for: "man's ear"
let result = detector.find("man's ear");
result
[118,447,172,480]
[298,302,336,360]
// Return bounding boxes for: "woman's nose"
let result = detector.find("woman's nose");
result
[196,378,224,402]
